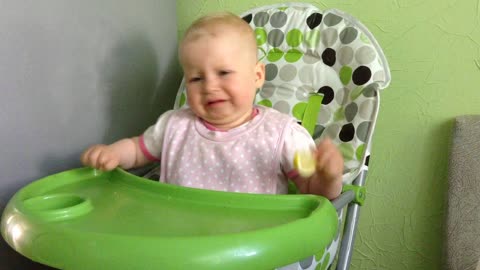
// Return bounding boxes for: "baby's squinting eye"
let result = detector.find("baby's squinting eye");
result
[219,70,231,76]
[189,77,202,83]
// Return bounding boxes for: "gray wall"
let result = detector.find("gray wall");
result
[0,1,180,268]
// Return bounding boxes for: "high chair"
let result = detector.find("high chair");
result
[1,3,390,270]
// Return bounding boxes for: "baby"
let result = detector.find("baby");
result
[81,12,343,199]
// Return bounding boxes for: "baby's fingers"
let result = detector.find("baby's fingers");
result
[102,159,120,171]
[315,139,343,177]
[81,145,104,168]
[96,151,118,171]
[321,154,343,179]
[315,139,336,166]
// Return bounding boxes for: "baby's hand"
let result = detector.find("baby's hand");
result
[80,144,121,171]
[292,138,343,199]
[314,138,343,183]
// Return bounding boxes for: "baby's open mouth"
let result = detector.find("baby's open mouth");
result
[207,100,226,106]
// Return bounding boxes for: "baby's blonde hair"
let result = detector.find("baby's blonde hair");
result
[179,12,258,61]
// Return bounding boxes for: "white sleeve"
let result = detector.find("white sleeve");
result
[281,123,316,175]
[139,110,175,161]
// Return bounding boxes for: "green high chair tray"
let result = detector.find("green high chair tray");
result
[1,168,338,270]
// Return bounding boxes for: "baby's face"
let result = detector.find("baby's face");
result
[180,31,264,130]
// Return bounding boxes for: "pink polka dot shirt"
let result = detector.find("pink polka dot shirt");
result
[139,106,314,194]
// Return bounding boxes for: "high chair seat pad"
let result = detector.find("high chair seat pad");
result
[1,168,338,270]
[175,3,391,183]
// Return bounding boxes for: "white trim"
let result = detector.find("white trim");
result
[173,78,187,109]
[239,2,317,17]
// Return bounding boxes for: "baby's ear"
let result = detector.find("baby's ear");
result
[254,62,265,88]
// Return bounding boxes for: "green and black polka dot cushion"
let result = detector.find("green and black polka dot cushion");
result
[174,3,391,184]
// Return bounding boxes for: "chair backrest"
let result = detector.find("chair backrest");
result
[174,3,391,183]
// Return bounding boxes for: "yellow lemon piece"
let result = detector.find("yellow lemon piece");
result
[294,150,316,178]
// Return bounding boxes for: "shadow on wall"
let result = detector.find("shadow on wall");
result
[2,33,181,270]
[36,31,181,177]
[100,31,180,144]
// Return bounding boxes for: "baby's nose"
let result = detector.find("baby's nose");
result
[204,77,220,92]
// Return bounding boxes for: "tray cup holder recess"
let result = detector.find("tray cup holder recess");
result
[22,194,93,222]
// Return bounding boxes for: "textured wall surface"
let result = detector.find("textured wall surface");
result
[177,0,480,269]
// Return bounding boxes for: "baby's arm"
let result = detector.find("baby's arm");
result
[81,110,174,171]
[291,138,343,200]
[81,137,151,171]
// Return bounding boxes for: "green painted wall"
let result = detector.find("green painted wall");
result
[177,1,480,269]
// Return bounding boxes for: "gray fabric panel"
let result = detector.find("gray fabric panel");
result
[445,115,480,270]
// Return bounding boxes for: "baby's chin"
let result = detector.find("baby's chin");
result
[204,115,249,130]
